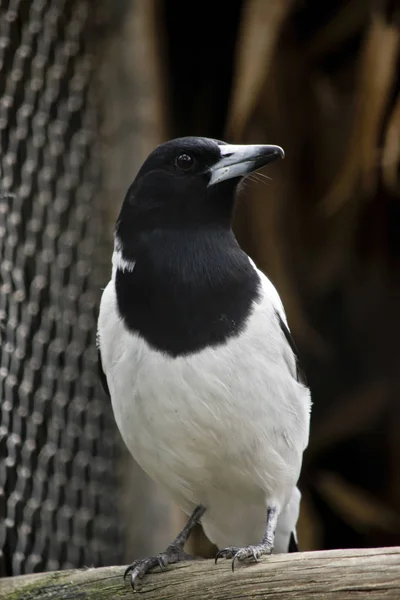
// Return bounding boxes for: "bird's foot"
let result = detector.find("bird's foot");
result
[215,543,273,572]
[124,505,206,590]
[124,545,195,591]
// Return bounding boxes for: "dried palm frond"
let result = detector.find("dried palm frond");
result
[320,12,400,216]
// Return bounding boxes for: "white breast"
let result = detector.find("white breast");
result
[97,265,311,549]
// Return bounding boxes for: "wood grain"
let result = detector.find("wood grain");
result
[1,547,400,599]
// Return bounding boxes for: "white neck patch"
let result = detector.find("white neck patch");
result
[112,238,135,274]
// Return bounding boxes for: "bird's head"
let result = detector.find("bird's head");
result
[116,136,284,245]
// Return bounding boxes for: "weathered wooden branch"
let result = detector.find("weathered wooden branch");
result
[1,547,400,599]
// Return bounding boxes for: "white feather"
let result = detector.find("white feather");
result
[97,259,311,550]
[112,237,136,274]
[274,485,301,552]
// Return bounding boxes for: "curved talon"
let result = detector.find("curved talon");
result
[231,551,243,572]
[231,554,237,572]
[129,572,137,591]
[130,568,146,592]
[124,564,134,580]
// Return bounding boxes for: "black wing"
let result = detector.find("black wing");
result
[97,346,110,398]
[276,311,307,386]
[288,532,299,552]
[276,313,305,553]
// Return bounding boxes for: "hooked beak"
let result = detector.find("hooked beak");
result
[207,143,284,187]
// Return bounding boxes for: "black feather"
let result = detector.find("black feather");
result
[115,229,261,357]
[276,312,307,386]
[98,348,110,397]
[288,532,299,552]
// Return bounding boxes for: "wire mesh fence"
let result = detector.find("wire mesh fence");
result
[0,0,121,576]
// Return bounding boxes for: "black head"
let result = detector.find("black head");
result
[113,137,284,356]
[116,136,284,246]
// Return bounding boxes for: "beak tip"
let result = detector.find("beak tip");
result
[276,146,285,159]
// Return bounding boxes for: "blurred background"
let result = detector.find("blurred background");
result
[1,0,400,578]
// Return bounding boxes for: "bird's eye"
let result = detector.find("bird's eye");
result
[175,153,194,171]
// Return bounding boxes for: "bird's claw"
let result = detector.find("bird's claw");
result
[215,546,239,564]
[216,543,273,572]
[124,556,161,591]
[231,546,261,572]
[124,548,194,591]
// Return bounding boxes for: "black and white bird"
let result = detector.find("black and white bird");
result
[97,137,311,589]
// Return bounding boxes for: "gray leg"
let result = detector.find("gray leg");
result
[215,506,278,571]
[124,505,205,590]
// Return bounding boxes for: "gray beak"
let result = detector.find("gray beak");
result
[208,143,284,187]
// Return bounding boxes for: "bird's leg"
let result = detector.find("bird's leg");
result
[215,506,278,572]
[124,504,205,590]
